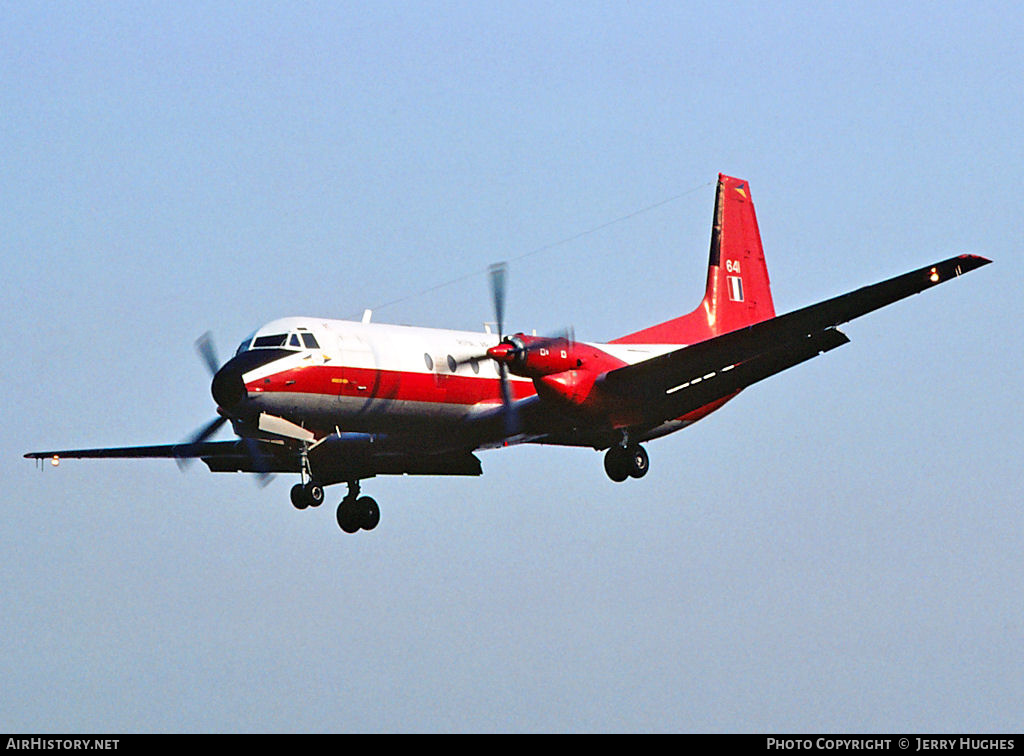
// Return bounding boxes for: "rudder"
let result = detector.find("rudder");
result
[612,173,776,345]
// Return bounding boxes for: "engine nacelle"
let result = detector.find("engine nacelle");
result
[487,333,581,378]
[488,334,632,413]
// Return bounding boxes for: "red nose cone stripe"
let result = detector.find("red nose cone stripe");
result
[486,344,513,362]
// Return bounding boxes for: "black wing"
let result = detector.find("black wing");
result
[25,436,483,484]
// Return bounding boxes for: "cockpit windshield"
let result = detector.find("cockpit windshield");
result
[253,333,289,349]
[240,329,320,352]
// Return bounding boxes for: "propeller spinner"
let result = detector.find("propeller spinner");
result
[175,331,273,485]
[463,263,575,438]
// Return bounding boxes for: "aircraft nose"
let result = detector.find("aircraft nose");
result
[210,347,294,412]
[211,360,247,410]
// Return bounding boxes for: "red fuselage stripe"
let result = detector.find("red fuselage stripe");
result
[246,365,536,406]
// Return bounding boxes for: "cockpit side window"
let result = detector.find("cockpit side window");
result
[289,333,301,348]
[301,332,319,349]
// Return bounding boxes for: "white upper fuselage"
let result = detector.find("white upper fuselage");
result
[237,316,681,436]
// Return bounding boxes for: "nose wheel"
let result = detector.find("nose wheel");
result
[604,443,649,482]
[290,481,324,509]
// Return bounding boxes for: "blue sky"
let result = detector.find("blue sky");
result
[2,1,1021,733]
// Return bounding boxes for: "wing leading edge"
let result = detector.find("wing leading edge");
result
[24,441,242,460]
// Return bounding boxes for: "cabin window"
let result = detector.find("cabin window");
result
[423,353,434,371]
[446,355,457,373]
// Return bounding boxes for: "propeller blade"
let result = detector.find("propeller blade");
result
[452,352,489,368]
[243,437,275,487]
[195,331,221,376]
[489,262,508,337]
[453,263,510,368]
[497,363,520,437]
[187,332,273,485]
[175,415,228,470]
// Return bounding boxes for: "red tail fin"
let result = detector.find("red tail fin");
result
[612,174,776,345]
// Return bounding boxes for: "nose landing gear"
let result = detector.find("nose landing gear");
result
[603,443,649,482]
[290,481,324,509]
[290,443,325,510]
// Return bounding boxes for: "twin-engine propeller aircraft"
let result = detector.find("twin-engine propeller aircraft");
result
[26,175,989,534]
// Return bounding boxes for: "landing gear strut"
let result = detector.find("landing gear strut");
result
[335,480,380,534]
[290,443,324,509]
[604,443,649,482]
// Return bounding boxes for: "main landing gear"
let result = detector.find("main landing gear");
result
[335,480,380,534]
[604,443,649,482]
[291,478,379,533]
[288,444,379,534]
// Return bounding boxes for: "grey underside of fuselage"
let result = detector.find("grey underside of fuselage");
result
[245,390,696,450]
[247,391,484,432]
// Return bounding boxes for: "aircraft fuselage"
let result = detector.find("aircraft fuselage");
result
[220,316,682,440]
